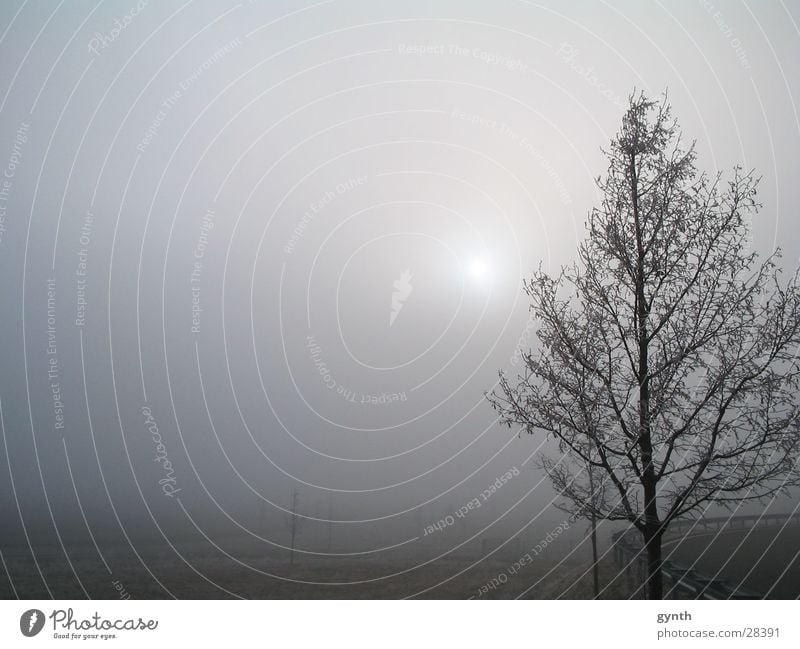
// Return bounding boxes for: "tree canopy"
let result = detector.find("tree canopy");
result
[489,92,800,598]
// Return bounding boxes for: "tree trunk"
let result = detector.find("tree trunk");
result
[643,527,663,599]
[630,149,662,600]
[590,514,599,598]
[587,464,600,598]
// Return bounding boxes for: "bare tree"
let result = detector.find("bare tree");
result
[489,92,800,599]
[285,488,305,566]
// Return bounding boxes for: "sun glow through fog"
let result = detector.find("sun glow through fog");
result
[468,258,489,279]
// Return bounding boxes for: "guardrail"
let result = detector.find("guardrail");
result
[612,513,800,599]
[667,513,800,538]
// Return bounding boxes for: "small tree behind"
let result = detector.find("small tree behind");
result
[534,362,610,598]
[490,93,800,599]
[285,487,306,566]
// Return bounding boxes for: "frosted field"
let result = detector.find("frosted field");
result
[1,539,617,600]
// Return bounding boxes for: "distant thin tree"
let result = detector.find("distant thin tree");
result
[586,457,600,598]
[534,362,609,598]
[326,495,334,552]
[489,92,800,599]
[285,488,305,566]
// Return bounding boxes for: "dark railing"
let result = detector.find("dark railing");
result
[667,513,800,537]
[612,513,800,599]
